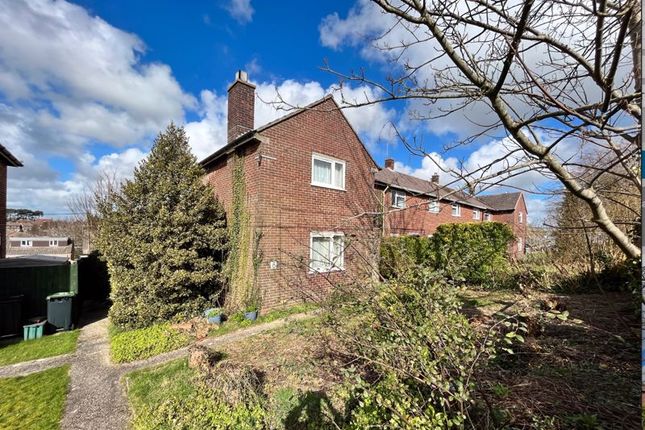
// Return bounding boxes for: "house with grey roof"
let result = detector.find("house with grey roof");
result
[375,158,528,258]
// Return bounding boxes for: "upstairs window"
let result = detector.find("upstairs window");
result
[428,201,440,213]
[20,240,32,247]
[484,213,492,221]
[310,232,345,272]
[518,212,523,224]
[392,190,406,208]
[311,153,345,190]
[49,240,58,247]
[473,209,480,220]
[451,203,461,217]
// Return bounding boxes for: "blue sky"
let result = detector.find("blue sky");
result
[1,0,555,222]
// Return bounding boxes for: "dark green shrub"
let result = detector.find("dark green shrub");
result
[97,124,228,329]
[431,222,514,283]
[379,235,433,279]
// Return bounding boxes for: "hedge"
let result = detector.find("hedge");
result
[380,222,514,284]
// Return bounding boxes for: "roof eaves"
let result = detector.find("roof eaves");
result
[0,143,23,167]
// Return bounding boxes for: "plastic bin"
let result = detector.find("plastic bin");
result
[0,295,23,337]
[46,292,77,331]
[23,320,46,340]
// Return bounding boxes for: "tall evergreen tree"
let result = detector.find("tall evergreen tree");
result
[97,124,227,329]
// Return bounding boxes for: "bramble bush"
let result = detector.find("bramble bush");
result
[328,270,485,428]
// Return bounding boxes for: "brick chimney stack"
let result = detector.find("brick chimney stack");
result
[384,158,394,170]
[227,70,256,142]
[431,173,440,183]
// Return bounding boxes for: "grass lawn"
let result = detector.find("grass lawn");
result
[125,317,342,429]
[0,330,80,366]
[0,365,70,430]
[112,303,318,364]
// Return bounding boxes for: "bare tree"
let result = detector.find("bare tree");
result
[320,0,641,258]
[67,171,121,253]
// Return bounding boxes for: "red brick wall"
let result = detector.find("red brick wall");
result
[0,163,6,258]
[382,190,490,236]
[205,98,380,310]
[494,195,528,259]
[227,80,255,142]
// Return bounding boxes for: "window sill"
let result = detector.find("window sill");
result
[311,182,346,192]
[308,267,345,275]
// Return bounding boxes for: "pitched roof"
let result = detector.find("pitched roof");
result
[0,143,22,167]
[199,95,378,169]
[374,168,490,210]
[477,192,522,211]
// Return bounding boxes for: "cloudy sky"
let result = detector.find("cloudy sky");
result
[1,0,559,223]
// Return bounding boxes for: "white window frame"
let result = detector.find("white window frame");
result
[484,213,492,221]
[311,153,346,191]
[428,200,440,213]
[20,240,32,247]
[473,208,480,220]
[451,203,461,217]
[517,237,523,252]
[49,240,58,247]
[518,212,523,224]
[309,232,345,273]
[392,190,406,208]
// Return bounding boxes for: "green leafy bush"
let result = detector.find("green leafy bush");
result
[379,222,514,285]
[330,270,484,428]
[431,222,514,283]
[379,235,434,279]
[110,323,190,363]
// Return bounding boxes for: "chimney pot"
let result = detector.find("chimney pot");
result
[227,70,255,142]
[385,158,395,170]
[431,173,440,183]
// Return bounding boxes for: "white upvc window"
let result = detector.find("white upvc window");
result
[473,209,480,220]
[518,212,523,224]
[20,240,32,247]
[311,153,345,190]
[517,237,523,252]
[392,190,406,208]
[451,203,461,217]
[310,232,345,272]
[49,240,58,247]
[484,213,492,221]
[428,200,440,213]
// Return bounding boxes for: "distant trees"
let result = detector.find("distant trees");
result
[7,208,43,221]
[96,124,228,329]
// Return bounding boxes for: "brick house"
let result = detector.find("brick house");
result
[201,71,528,310]
[201,71,380,310]
[375,160,528,258]
[0,144,23,258]
[6,236,74,260]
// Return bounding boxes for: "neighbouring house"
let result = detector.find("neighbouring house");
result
[6,236,74,261]
[201,71,528,310]
[201,71,380,310]
[375,160,528,258]
[0,144,23,259]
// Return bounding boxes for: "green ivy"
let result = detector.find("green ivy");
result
[225,153,262,312]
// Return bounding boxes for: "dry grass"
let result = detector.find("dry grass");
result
[461,289,640,429]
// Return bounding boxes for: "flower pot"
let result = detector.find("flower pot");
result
[244,310,258,321]
[204,308,223,324]
[207,315,222,324]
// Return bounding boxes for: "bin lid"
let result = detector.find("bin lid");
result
[46,291,76,299]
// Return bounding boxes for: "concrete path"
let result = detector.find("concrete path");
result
[0,311,315,430]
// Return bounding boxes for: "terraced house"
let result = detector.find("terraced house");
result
[201,72,528,310]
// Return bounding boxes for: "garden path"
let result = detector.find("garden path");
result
[0,311,315,430]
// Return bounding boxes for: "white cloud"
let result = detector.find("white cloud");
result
[185,90,228,160]
[225,0,254,24]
